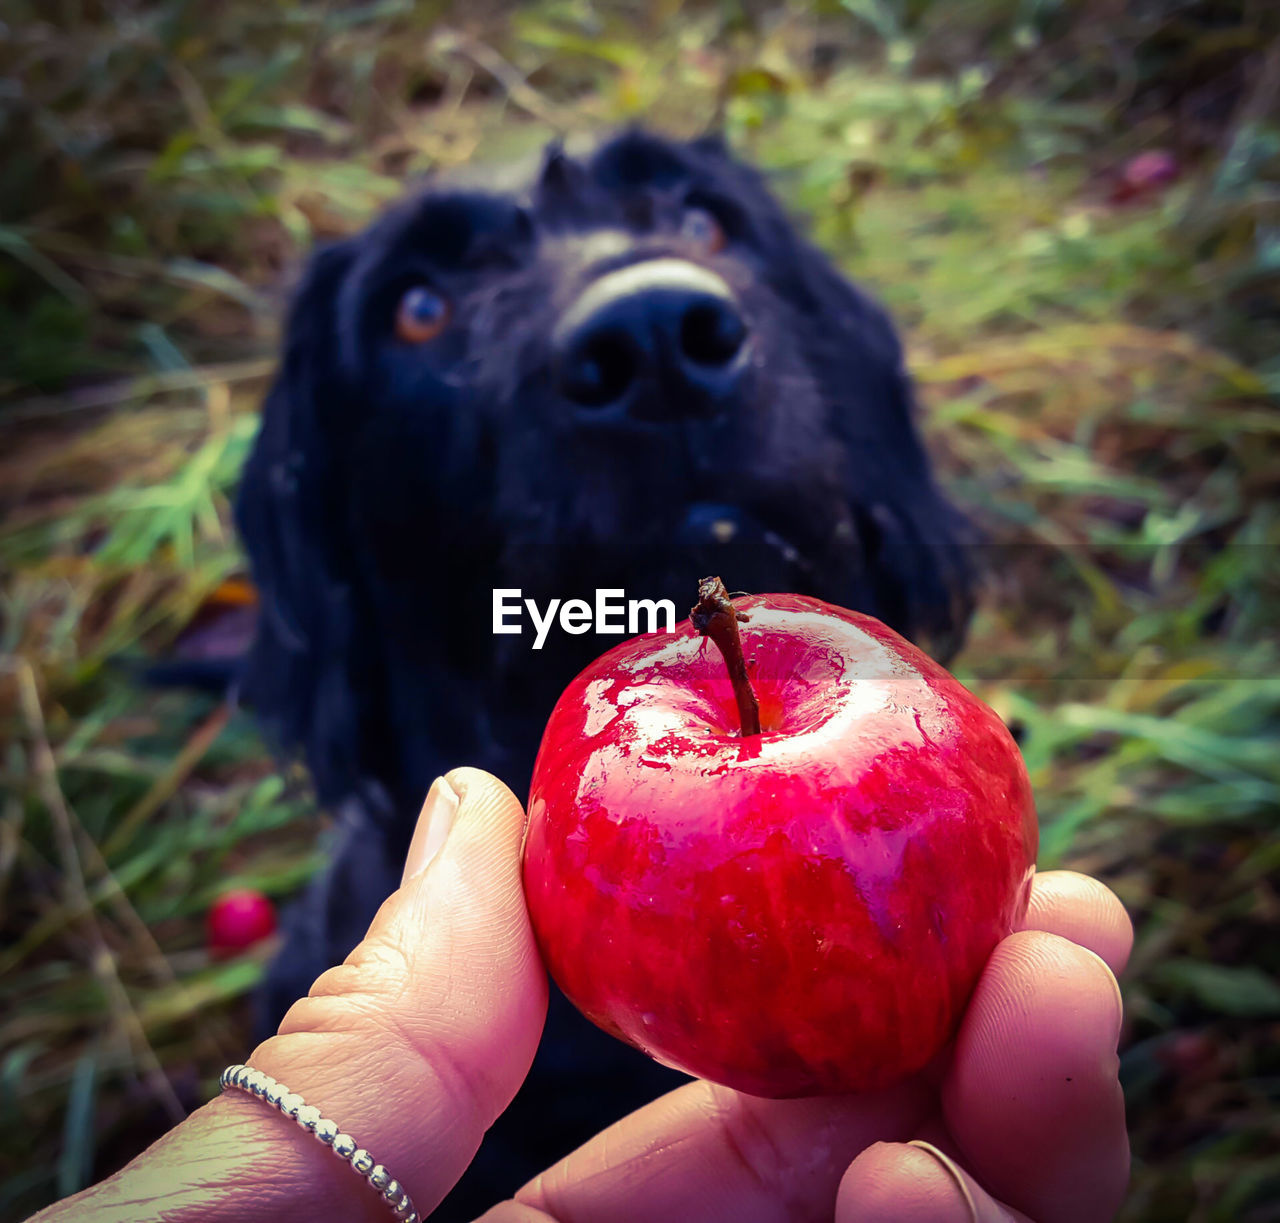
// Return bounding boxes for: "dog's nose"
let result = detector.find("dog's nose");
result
[555,258,748,415]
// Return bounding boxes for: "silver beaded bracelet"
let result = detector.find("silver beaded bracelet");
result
[220,1063,419,1222]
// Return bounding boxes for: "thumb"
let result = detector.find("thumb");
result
[248,767,548,1217]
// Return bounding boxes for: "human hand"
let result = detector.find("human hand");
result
[488,867,1132,1223]
[33,768,1129,1223]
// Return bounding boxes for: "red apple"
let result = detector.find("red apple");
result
[206,887,277,957]
[522,583,1038,1098]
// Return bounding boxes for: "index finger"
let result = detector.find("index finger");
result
[942,930,1129,1223]
[1020,870,1132,977]
[483,1077,933,1223]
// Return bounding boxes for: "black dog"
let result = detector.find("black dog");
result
[236,128,972,1216]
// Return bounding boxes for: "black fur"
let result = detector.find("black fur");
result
[236,128,973,1217]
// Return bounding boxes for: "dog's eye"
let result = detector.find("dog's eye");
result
[680,206,726,253]
[395,285,452,344]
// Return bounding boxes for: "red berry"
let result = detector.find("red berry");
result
[1111,150,1179,203]
[206,888,278,957]
[523,590,1038,1097]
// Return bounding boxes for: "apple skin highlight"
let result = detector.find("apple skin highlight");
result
[523,593,1039,1098]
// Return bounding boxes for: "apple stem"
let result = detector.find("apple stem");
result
[691,576,761,738]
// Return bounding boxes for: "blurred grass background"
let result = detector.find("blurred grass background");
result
[1,1,1278,1219]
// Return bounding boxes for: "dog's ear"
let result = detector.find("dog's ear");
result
[689,128,730,158]
[236,239,370,805]
[791,242,976,660]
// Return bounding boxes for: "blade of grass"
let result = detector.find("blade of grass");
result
[56,1052,98,1199]
[102,705,231,859]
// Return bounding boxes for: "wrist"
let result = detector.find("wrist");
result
[29,1091,389,1223]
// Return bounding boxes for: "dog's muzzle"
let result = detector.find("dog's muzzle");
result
[554,259,750,421]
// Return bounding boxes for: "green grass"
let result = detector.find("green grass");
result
[2,3,1279,1219]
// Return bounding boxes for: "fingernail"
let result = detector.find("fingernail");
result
[402,775,460,883]
[906,1142,978,1222]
